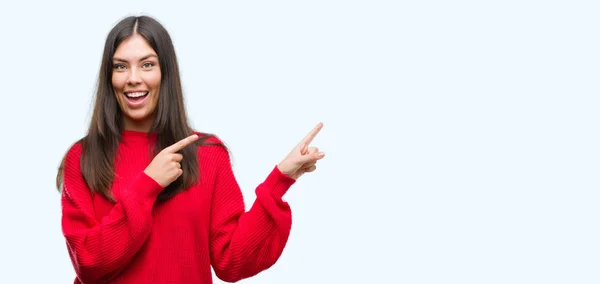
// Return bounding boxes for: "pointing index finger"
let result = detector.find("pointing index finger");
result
[164,134,200,153]
[299,122,323,147]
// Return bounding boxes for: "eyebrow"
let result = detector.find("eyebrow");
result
[113,54,158,62]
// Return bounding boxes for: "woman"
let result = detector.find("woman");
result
[56,15,324,284]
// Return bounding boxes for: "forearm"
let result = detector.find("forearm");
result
[62,172,162,282]
[211,166,294,282]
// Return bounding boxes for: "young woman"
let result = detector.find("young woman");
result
[56,15,325,284]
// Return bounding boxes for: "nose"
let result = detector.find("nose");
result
[127,68,142,85]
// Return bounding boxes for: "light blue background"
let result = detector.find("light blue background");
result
[0,0,598,283]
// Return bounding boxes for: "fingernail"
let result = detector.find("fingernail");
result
[318,152,325,157]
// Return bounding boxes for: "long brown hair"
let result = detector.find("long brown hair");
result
[56,15,223,202]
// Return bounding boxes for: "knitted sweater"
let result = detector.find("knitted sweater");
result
[60,130,295,283]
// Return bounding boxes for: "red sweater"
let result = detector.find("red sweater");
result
[60,130,295,284]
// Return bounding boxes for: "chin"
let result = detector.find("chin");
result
[128,113,150,121]
[123,110,154,124]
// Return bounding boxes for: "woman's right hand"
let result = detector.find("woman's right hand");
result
[144,134,200,188]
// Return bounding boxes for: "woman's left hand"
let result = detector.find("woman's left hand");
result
[277,122,326,180]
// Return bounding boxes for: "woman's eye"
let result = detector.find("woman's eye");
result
[143,62,155,68]
[113,64,126,70]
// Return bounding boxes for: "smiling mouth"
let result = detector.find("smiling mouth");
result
[125,91,149,102]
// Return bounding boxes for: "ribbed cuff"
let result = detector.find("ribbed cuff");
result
[260,165,296,200]
[121,172,164,202]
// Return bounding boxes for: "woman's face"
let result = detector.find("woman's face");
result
[112,34,161,132]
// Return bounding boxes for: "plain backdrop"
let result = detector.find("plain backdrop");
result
[0,1,598,283]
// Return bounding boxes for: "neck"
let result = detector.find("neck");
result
[123,117,154,132]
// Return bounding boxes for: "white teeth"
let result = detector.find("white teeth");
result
[125,92,148,98]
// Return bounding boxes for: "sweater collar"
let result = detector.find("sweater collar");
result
[121,130,157,142]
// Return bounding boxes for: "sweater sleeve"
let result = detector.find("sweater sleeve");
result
[208,145,296,283]
[60,144,163,283]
